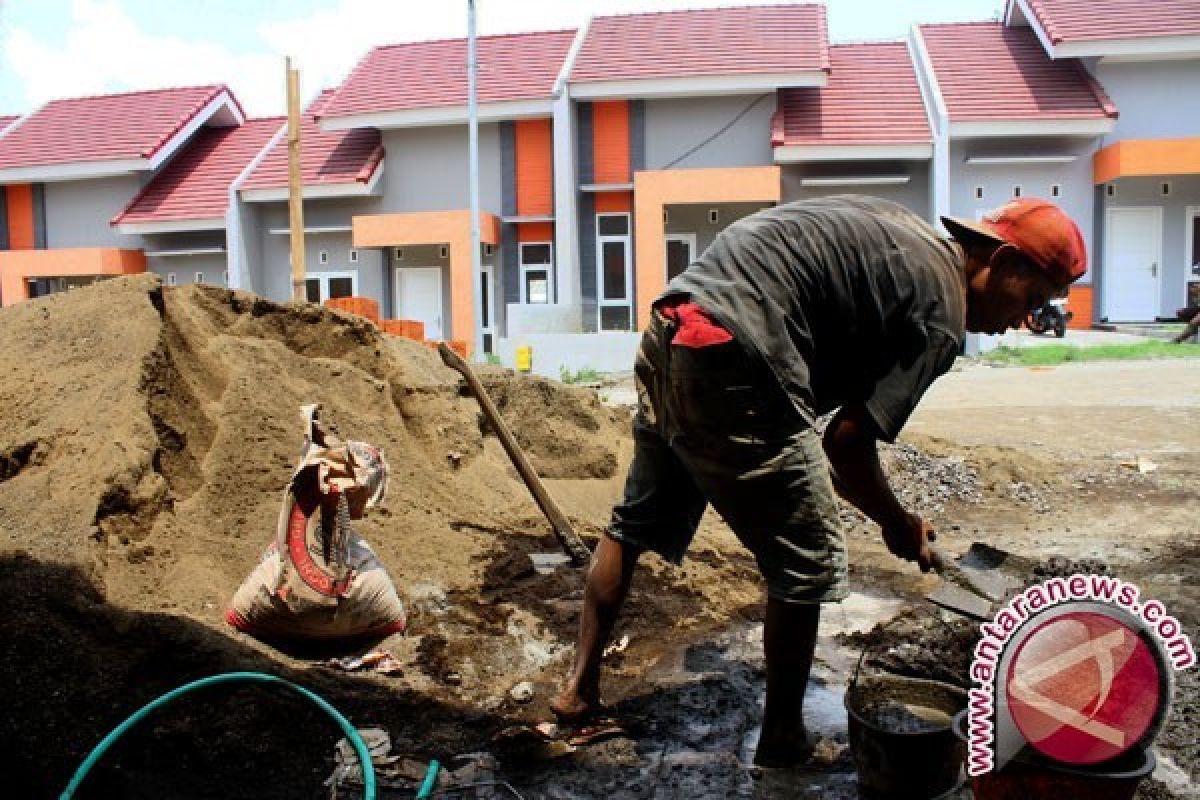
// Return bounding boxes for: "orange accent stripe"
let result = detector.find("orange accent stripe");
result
[594,191,632,213]
[1066,285,1093,329]
[592,100,630,185]
[632,167,781,330]
[6,185,35,250]
[1094,138,1200,184]
[515,118,553,217]
[0,247,146,306]
[517,221,554,243]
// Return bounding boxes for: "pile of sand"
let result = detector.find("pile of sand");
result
[0,276,763,798]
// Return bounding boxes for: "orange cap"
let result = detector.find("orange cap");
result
[942,198,1087,285]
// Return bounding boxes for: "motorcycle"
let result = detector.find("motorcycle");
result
[1025,295,1072,338]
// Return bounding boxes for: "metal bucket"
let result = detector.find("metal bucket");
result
[951,711,1156,800]
[845,609,969,799]
[846,673,968,799]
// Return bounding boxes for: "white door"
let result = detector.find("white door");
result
[665,233,696,282]
[395,267,443,339]
[1105,208,1162,321]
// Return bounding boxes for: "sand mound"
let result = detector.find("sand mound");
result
[0,275,625,610]
[0,276,765,798]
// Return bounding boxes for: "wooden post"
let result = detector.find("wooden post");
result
[286,57,306,301]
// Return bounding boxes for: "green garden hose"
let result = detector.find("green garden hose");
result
[60,671,375,800]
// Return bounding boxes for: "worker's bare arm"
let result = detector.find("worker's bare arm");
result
[822,404,936,571]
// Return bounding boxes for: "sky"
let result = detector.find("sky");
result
[0,0,1007,117]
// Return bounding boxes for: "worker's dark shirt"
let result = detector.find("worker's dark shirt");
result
[661,195,967,442]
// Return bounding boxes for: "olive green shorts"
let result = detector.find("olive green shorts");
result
[606,312,848,605]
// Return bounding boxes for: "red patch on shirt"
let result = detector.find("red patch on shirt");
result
[657,300,734,348]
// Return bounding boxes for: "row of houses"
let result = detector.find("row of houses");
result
[0,0,1198,369]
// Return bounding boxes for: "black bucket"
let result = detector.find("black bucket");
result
[845,610,969,799]
[951,711,1157,800]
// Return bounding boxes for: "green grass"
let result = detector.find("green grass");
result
[559,365,602,384]
[983,340,1200,367]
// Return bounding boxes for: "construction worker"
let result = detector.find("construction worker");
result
[551,195,1087,767]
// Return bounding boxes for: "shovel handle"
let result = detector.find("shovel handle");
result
[437,343,592,567]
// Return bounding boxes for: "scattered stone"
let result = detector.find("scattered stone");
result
[509,681,535,703]
[1032,555,1111,578]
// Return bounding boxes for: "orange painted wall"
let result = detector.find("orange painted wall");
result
[592,101,631,185]
[1094,138,1200,184]
[1066,285,1093,329]
[633,167,781,330]
[517,222,554,243]
[515,119,553,217]
[0,247,145,306]
[5,185,35,250]
[352,210,500,348]
[594,191,632,213]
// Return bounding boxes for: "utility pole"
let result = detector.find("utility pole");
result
[286,56,307,301]
[467,0,483,356]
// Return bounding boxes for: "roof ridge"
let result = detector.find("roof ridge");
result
[138,85,229,159]
[368,26,576,52]
[1024,0,1061,44]
[918,19,1003,30]
[829,38,908,47]
[46,83,227,107]
[591,2,823,21]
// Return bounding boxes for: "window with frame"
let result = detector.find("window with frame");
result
[596,213,632,331]
[304,272,357,303]
[520,242,553,304]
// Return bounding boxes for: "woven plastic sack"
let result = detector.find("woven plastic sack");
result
[226,405,405,641]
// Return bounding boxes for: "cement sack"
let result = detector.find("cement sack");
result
[226,405,406,641]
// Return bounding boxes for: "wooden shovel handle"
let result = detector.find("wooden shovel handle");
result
[438,343,592,566]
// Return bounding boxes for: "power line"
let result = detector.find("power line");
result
[658,93,770,170]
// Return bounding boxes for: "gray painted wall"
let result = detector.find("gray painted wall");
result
[254,198,384,302]
[948,138,1099,281]
[380,123,502,213]
[259,228,384,305]
[147,253,228,287]
[578,193,597,332]
[44,175,145,248]
[665,201,773,258]
[781,162,933,220]
[1097,174,1200,318]
[1091,60,1200,145]
[643,94,776,170]
[239,202,267,297]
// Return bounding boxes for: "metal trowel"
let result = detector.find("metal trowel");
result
[927,542,1031,621]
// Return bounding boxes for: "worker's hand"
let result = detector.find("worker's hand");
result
[881,512,937,572]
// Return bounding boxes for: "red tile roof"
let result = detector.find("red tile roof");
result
[319,29,576,119]
[244,91,383,190]
[0,116,17,135]
[774,42,930,147]
[571,4,829,84]
[113,118,282,225]
[919,22,1116,122]
[1022,0,1200,43]
[0,85,240,171]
